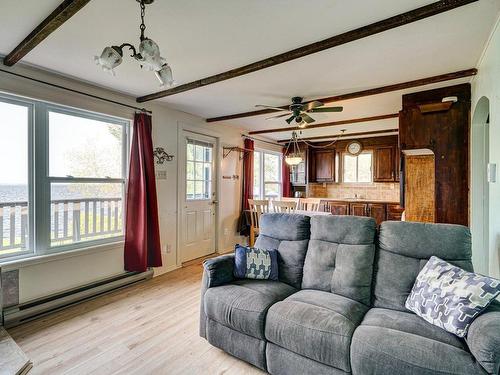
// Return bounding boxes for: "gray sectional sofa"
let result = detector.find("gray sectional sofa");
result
[199,214,500,375]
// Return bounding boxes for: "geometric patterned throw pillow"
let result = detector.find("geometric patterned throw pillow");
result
[405,256,500,337]
[233,244,278,281]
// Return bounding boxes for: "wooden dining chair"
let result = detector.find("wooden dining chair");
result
[280,197,300,207]
[298,198,322,212]
[272,200,297,214]
[248,199,269,247]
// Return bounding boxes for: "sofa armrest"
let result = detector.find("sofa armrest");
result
[203,254,235,288]
[466,301,500,374]
[199,254,235,338]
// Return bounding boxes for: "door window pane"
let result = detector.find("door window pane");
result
[186,139,213,200]
[0,101,30,255]
[50,183,123,247]
[49,111,123,178]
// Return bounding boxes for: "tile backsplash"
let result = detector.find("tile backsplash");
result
[309,182,400,202]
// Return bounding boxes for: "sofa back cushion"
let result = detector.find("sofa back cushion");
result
[373,221,473,311]
[254,213,311,289]
[302,215,376,305]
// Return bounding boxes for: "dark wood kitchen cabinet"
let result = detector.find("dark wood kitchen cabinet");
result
[349,203,367,217]
[326,201,349,215]
[309,149,335,182]
[368,203,386,226]
[374,146,395,182]
[349,202,386,225]
[387,203,405,221]
[323,200,398,225]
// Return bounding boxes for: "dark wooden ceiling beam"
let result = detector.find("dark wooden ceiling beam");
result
[136,0,478,103]
[3,0,91,66]
[248,113,399,135]
[207,68,477,122]
[277,129,398,143]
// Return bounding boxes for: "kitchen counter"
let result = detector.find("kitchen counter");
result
[317,198,401,205]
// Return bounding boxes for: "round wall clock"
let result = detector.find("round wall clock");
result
[347,141,363,156]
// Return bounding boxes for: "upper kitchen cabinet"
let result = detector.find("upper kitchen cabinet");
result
[309,149,335,182]
[373,146,395,182]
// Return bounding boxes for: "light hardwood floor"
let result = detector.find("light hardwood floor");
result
[8,264,266,375]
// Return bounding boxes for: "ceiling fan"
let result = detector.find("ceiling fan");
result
[256,97,343,128]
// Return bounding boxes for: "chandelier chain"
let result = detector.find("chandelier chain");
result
[139,1,147,40]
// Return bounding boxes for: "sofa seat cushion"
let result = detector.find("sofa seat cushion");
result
[204,279,296,339]
[265,289,369,372]
[351,308,487,375]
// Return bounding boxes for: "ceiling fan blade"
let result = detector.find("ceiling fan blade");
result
[265,112,291,120]
[255,104,287,112]
[285,114,296,124]
[308,106,343,113]
[301,113,315,124]
[305,101,324,111]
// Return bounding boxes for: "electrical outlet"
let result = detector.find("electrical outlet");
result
[224,228,230,236]
[166,244,172,253]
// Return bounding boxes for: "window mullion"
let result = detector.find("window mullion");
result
[33,102,51,254]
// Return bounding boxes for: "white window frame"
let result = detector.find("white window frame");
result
[0,92,130,261]
[253,149,282,199]
[341,151,373,183]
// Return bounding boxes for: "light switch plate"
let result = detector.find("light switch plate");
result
[156,170,167,180]
[487,163,497,183]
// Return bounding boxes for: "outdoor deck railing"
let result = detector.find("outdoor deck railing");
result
[0,198,123,252]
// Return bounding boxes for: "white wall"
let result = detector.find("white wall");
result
[0,64,246,302]
[471,15,500,278]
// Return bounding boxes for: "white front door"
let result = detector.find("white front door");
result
[179,132,217,262]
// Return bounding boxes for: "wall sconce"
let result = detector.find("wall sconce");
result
[153,147,174,164]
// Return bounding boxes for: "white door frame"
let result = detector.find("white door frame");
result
[176,125,220,266]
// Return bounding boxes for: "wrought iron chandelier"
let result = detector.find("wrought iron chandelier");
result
[94,0,174,88]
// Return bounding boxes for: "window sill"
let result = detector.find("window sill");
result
[0,241,124,270]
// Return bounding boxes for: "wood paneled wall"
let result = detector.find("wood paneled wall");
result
[405,155,435,223]
[399,83,470,226]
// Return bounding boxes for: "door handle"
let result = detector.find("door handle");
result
[211,200,219,205]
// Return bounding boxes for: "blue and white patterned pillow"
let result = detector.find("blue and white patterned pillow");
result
[233,245,278,281]
[405,256,500,337]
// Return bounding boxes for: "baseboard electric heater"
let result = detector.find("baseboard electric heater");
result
[2,269,153,328]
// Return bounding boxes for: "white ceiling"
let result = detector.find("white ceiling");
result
[1,0,498,140]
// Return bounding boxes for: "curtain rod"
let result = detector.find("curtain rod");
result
[242,134,282,147]
[0,68,152,114]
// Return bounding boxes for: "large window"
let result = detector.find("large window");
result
[253,150,282,199]
[0,94,129,260]
[342,151,373,183]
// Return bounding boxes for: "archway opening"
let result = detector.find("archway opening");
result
[471,96,490,274]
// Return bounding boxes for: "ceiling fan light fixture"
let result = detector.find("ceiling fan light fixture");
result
[297,121,307,129]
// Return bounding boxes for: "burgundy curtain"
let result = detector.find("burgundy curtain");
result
[124,113,162,272]
[242,138,254,210]
[282,147,292,197]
